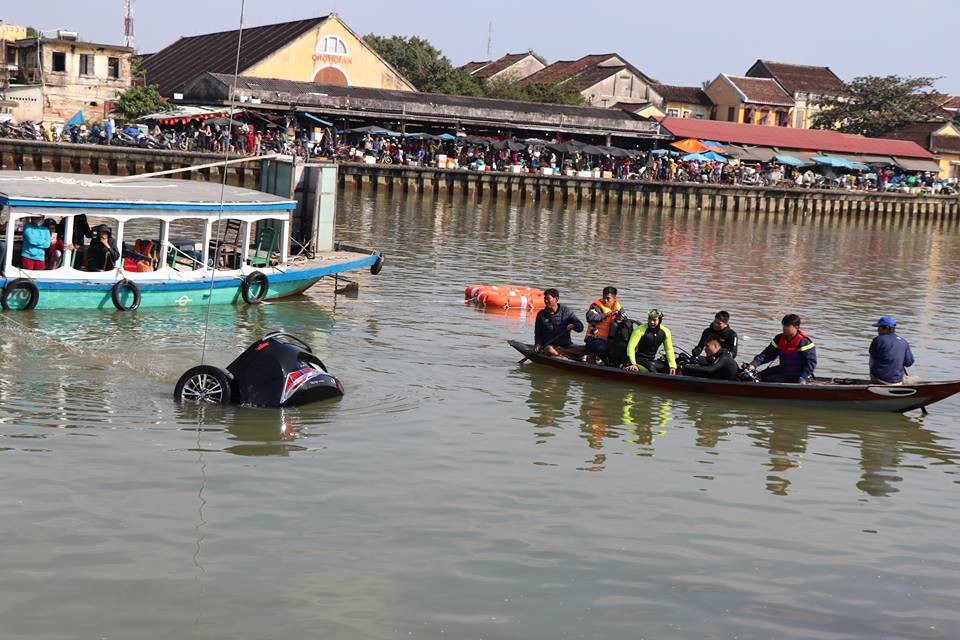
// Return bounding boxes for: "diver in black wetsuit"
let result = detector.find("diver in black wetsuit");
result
[682,336,739,381]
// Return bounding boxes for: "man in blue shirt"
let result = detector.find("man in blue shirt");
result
[869,316,915,384]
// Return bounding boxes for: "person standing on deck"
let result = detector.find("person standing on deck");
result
[20,215,51,270]
[533,289,584,358]
[869,316,915,385]
[584,286,623,363]
[746,314,817,383]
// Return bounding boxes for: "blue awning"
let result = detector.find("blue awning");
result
[774,154,806,167]
[299,112,333,126]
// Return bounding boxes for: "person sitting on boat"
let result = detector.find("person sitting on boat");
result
[533,288,584,358]
[691,310,738,358]
[584,286,623,363]
[869,316,914,385]
[682,335,739,380]
[746,314,817,383]
[57,214,93,267]
[42,218,77,269]
[20,215,51,270]
[85,225,121,271]
[625,309,677,375]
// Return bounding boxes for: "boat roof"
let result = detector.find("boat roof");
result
[0,171,296,213]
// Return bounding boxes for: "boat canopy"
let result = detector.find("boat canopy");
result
[0,171,295,222]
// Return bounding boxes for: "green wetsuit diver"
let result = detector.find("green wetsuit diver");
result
[625,308,677,375]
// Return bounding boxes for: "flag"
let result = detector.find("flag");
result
[66,111,85,128]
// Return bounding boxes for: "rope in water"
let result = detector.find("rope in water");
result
[199,0,246,367]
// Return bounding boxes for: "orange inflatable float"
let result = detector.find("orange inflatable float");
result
[465,284,545,311]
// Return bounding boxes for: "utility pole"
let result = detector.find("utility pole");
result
[123,0,135,49]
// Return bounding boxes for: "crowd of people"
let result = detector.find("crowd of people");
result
[533,286,915,386]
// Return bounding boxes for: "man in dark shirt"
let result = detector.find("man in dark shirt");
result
[869,315,915,384]
[534,288,584,358]
[746,314,817,383]
[682,335,739,380]
[691,310,738,358]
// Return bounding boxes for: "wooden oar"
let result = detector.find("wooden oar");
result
[518,327,572,364]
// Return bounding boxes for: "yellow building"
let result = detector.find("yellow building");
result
[887,121,960,179]
[143,13,415,98]
[744,60,846,129]
[654,84,713,119]
[704,74,793,127]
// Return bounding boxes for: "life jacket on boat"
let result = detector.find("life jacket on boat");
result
[776,331,814,378]
[585,298,621,342]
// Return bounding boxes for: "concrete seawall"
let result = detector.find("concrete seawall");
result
[1,139,958,220]
[339,163,960,220]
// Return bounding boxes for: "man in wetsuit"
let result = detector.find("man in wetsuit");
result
[691,310,738,358]
[682,335,739,380]
[746,314,817,383]
[625,309,677,375]
[533,288,584,358]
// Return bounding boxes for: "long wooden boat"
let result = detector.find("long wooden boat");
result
[0,171,382,310]
[508,340,960,413]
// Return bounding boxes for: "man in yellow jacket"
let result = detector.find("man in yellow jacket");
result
[625,309,677,375]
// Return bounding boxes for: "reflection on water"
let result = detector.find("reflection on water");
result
[517,366,958,497]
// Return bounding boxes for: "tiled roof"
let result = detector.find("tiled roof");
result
[144,16,328,96]
[659,117,935,159]
[460,60,491,75]
[941,96,960,110]
[655,84,713,106]
[932,135,960,154]
[518,54,613,86]
[884,121,944,147]
[724,75,794,106]
[747,60,845,96]
[472,53,529,79]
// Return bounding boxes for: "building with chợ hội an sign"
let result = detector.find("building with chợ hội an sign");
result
[142,13,416,99]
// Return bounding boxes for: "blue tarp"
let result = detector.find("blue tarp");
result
[650,148,679,157]
[299,112,333,127]
[812,155,869,171]
[683,152,727,163]
[701,140,727,151]
[774,154,806,167]
[701,150,728,163]
[437,133,458,141]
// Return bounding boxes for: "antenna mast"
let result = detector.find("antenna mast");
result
[486,22,492,58]
[123,0,135,49]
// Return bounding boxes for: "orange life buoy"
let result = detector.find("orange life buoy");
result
[466,284,545,310]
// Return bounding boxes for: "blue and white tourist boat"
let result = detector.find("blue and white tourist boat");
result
[0,171,382,310]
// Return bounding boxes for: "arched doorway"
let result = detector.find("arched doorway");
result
[314,67,348,86]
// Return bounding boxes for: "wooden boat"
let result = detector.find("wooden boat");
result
[508,340,960,413]
[0,171,383,310]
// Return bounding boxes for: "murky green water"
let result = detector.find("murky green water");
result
[2,191,959,639]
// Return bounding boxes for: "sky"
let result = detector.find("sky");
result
[4,0,958,94]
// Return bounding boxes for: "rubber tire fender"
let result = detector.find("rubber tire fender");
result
[1,278,40,310]
[174,365,233,404]
[370,251,384,275]
[241,271,269,304]
[111,279,141,311]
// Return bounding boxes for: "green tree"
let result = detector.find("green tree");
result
[363,34,454,93]
[115,84,168,120]
[436,68,484,96]
[812,75,944,137]
[523,82,586,106]
[25,26,40,38]
[130,55,147,81]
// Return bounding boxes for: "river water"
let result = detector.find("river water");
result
[3,191,960,639]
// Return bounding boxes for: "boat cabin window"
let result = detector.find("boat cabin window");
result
[167,219,208,271]
[210,218,244,270]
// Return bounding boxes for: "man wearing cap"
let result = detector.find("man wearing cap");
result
[625,309,677,375]
[869,316,914,385]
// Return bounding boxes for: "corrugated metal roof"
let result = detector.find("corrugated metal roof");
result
[659,117,935,159]
[143,16,328,97]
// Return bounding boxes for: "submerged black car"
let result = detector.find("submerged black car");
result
[174,332,343,406]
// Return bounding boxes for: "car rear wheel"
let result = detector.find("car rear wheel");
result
[174,365,233,404]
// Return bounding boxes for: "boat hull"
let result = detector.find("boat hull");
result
[508,340,960,413]
[0,254,377,310]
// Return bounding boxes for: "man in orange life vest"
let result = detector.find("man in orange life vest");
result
[746,314,818,383]
[584,286,624,363]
